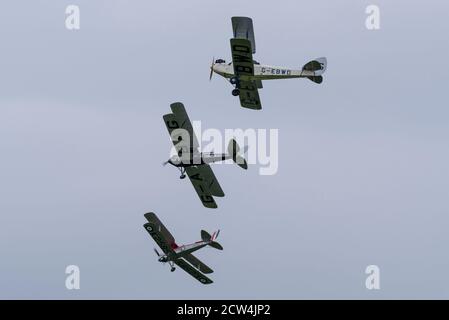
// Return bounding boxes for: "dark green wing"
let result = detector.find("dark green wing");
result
[143,212,176,255]
[185,166,218,209]
[183,253,214,274]
[162,102,200,156]
[174,258,213,285]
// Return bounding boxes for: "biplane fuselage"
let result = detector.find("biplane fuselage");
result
[163,102,247,208]
[158,240,209,262]
[144,213,222,284]
[167,153,233,168]
[212,61,317,81]
[210,16,327,110]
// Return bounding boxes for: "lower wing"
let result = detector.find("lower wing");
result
[185,166,218,209]
[174,258,213,284]
[196,164,224,197]
[238,80,262,110]
[183,253,214,274]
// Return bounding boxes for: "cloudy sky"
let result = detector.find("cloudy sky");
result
[0,0,448,299]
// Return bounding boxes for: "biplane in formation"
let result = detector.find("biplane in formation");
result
[143,212,222,284]
[210,16,327,110]
[163,102,248,208]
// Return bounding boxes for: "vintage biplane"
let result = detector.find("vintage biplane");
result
[209,16,327,110]
[143,212,222,285]
[162,102,248,209]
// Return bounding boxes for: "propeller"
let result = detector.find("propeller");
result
[162,160,169,166]
[153,248,174,270]
[209,57,215,81]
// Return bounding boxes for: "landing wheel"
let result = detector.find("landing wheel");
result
[179,167,186,179]
[232,89,240,96]
[230,77,238,85]
[170,267,176,272]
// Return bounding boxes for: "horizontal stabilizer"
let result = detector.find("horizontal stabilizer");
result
[307,75,323,84]
[209,241,223,250]
[201,230,223,250]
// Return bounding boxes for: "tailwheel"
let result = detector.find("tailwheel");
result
[170,267,176,272]
[232,89,240,96]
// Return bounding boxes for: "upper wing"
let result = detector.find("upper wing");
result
[183,253,214,274]
[143,212,176,255]
[185,166,218,209]
[238,80,262,110]
[174,258,213,284]
[163,102,200,156]
[231,16,256,54]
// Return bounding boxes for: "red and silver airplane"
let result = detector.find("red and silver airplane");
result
[143,212,223,284]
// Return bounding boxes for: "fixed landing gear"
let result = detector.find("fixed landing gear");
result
[230,77,240,96]
[178,167,186,179]
[170,267,176,272]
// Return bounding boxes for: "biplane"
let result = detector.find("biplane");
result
[143,212,223,285]
[163,102,248,209]
[209,16,327,110]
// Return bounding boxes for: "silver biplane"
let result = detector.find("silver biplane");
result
[143,212,223,285]
[163,102,248,208]
[210,16,327,110]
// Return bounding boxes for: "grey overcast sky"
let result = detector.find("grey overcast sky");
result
[0,0,448,299]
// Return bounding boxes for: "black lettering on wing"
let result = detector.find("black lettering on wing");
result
[166,120,179,129]
[233,53,251,64]
[235,65,253,75]
[232,44,250,54]
[200,195,215,203]
[190,173,203,182]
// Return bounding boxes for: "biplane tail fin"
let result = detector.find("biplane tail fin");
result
[303,57,327,84]
[227,139,248,170]
[201,230,223,250]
